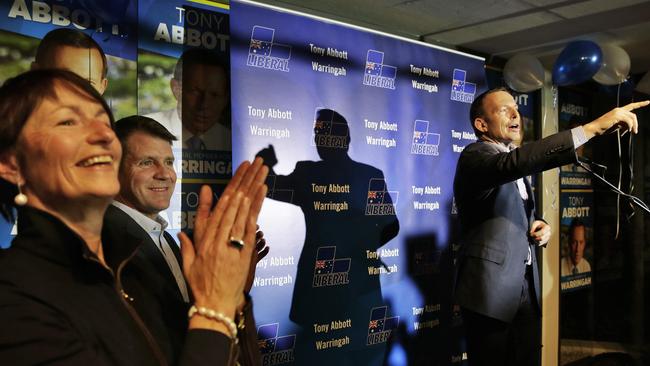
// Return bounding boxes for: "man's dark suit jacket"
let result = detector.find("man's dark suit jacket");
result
[453,130,576,322]
[104,205,263,366]
[104,204,189,365]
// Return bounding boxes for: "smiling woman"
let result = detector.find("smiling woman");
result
[0,70,118,226]
[11,74,121,240]
[0,69,269,366]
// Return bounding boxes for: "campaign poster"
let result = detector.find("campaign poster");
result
[230,1,486,364]
[137,0,231,236]
[0,0,137,247]
[559,191,594,291]
[558,90,594,292]
[558,89,596,347]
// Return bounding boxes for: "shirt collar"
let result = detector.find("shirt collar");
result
[111,201,168,235]
[479,135,514,152]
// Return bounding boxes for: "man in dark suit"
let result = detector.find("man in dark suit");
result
[453,88,647,365]
[106,116,189,363]
[105,116,265,365]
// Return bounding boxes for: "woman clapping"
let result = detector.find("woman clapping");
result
[0,69,267,365]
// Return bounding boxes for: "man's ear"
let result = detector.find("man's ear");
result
[170,78,181,102]
[98,78,108,95]
[0,152,22,185]
[473,117,488,134]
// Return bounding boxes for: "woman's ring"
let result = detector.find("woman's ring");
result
[229,237,245,249]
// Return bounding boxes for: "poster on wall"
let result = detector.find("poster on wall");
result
[558,90,594,292]
[558,90,595,343]
[137,0,231,235]
[230,1,485,364]
[0,0,137,247]
[559,190,593,291]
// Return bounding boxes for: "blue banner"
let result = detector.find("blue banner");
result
[230,1,485,365]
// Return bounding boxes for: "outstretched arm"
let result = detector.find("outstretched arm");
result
[256,144,297,205]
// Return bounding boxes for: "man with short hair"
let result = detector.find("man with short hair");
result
[105,116,264,365]
[32,28,108,94]
[453,88,647,365]
[561,218,591,275]
[106,116,188,363]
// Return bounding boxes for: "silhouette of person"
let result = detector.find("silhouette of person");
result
[257,109,399,365]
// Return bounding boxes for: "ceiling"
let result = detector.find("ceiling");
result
[245,0,650,75]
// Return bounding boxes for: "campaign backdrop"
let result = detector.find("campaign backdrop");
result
[230,1,485,365]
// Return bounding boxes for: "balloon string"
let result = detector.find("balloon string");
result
[626,84,636,222]
[615,83,622,239]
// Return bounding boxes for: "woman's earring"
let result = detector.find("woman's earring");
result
[14,184,27,206]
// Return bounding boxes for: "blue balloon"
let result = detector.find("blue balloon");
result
[552,40,603,86]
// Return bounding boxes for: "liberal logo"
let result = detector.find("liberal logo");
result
[365,178,398,216]
[450,68,476,103]
[247,26,291,72]
[410,120,440,156]
[363,50,396,90]
[266,174,294,202]
[312,246,351,287]
[258,323,296,366]
[366,306,399,345]
[312,113,349,149]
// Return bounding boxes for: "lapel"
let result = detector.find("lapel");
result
[105,205,184,299]
[523,176,536,224]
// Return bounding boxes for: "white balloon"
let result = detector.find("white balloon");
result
[636,72,650,95]
[593,44,630,85]
[503,54,545,93]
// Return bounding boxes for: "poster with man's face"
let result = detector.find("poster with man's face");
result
[137,0,231,234]
[559,188,593,292]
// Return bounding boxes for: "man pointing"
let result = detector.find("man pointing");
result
[454,88,647,366]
